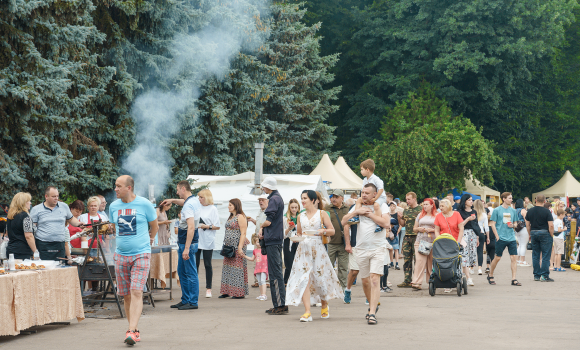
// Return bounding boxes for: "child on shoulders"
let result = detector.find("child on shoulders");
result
[347,159,385,232]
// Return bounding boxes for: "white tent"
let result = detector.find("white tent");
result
[533,170,580,201]
[334,156,363,188]
[310,154,361,190]
[186,172,328,250]
[465,177,501,203]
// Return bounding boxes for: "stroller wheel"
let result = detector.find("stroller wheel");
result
[429,282,435,297]
[463,277,468,295]
[456,282,462,297]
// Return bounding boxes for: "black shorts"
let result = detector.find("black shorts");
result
[495,239,517,257]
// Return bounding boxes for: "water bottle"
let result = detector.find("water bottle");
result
[8,253,15,271]
[33,250,39,260]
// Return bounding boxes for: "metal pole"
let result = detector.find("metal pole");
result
[253,143,264,194]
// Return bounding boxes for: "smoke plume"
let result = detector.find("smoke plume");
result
[122,0,270,198]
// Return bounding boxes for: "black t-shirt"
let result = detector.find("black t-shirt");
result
[525,206,553,231]
[6,211,34,258]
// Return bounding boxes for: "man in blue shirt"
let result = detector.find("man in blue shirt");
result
[488,192,521,286]
[109,175,158,345]
[160,180,201,311]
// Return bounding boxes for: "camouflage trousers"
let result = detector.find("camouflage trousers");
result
[402,235,417,283]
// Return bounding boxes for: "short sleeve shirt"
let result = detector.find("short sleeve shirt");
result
[402,205,422,236]
[30,202,73,242]
[109,196,157,256]
[554,219,565,239]
[434,211,463,240]
[178,196,202,244]
[356,204,388,250]
[490,205,517,242]
[197,205,221,250]
[362,174,387,202]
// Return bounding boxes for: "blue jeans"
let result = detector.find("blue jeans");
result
[530,230,553,278]
[178,243,199,305]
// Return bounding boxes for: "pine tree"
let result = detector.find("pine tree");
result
[0,0,116,201]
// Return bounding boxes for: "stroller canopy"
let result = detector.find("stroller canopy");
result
[432,233,459,259]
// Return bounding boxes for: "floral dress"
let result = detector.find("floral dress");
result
[286,210,344,306]
[220,215,249,297]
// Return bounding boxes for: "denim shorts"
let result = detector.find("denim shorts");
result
[495,239,517,257]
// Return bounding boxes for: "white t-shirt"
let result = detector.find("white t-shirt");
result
[97,211,109,221]
[80,213,105,225]
[355,203,389,250]
[362,174,387,203]
[554,218,565,239]
[197,205,221,250]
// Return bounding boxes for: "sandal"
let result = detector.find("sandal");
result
[511,279,522,286]
[411,285,422,291]
[487,276,496,285]
[365,304,380,320]
[367,314,377,325]
[299,313,312,322]
[321,307,329,319]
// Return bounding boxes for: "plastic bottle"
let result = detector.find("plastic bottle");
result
[8,253,15,271]
[33,250,39,260]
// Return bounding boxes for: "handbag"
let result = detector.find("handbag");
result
[220,245,236,258]
[418,239,432,255]
[320,210,330,244]
[527,242,532,250]
[514,221,525,232]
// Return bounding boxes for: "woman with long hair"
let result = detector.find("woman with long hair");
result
[474,199,490,275]
[458,194,482,286]
[219,198,249,299]
[286,190,343,322]
[6,192,36,259]
[283,198,301,284]
[196,189,221,298]
[410,198,437,290]
[156,202,172,246]
[514,199,530,267]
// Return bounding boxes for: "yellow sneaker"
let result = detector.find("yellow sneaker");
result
[299,313,312,322]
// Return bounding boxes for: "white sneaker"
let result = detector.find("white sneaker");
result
[206,290,212,298]
[262,295,267,301]
[478,268,483,275]
[467,278,474,286]
[444,288,452,293]
[521,261,531,267]
[469,268,474,275]
[387,281,392,287]
[256,295,263,300]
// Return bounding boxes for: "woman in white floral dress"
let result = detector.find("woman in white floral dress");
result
[286,190,344,322]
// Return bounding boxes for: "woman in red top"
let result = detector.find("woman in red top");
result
[434,199,467,242]
[68,200,85,248]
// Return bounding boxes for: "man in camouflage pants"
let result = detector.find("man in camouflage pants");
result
[397,192,422,288]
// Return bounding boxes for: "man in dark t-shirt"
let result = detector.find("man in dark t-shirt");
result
[525,194,555,282]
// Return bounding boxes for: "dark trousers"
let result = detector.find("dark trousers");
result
[381,265,390,289]
[531,230,553,278]
[477,233,486,267]
[195,249,213,289]
[283,238,298,284]
[266,244,285,308]
[35,239,65,261]
[486,231,496,265]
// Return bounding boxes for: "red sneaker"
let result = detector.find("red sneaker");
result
[124,330,137,346]
[134,330,140,342]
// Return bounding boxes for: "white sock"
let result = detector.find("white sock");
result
[345,288,351,292]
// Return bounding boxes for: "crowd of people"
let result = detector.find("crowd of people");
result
[2,158,578,345]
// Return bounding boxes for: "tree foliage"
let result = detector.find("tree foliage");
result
[362,85,501,199]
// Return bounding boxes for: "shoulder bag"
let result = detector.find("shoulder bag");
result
[331,208,345,246]
[417,214,433,255]
[220,244,236,258]
[320,210,330,244]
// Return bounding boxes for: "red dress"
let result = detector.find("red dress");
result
[253,249,268,277]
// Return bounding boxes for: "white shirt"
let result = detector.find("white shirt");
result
[80,213,105,225]
[97,211,109,221]
[362,174,387,203]
[478,214,489,233]
[197,205,221,250]
[554,218,565,239]
[355,203,389,250]
[255,210,267,235]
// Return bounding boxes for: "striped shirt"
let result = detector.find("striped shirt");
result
[30,202,73,242]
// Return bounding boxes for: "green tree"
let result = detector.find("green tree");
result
[0,0,117,202]
[340,0,577,197]
[362,86,501,199]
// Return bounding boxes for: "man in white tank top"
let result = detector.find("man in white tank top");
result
[341,184,391,325]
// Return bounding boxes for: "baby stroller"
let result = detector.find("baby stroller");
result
[428,233,467,297]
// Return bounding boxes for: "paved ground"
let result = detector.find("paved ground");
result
[1,251,579,349]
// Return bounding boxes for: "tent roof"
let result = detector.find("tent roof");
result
[334,156,363,188]
[533,170,580,199]
[309,154,361,190]
[464,177,500,198]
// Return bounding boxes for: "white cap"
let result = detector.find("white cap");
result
[261,176,277,191]
[257,194,269,200]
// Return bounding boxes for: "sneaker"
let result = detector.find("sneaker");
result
[540,276,555,282]
[265,307,275,314]
[387,281,392,287]
[365,299,369,305]
[385,286,393,293]
[269,306,289,315]
[347,216,360,225]
[478,268,483,275]
[534,276,540,281]
[395,265,401,270]
[170,302,185,309]
[178,303,199,310]
[397,282,412,288]
[262,295,267,301]
[343,290,351,304]
[485,267,490,274]
[467,278,474,286]
[389,262,394,268]
[443,288,452,293]
[206,290,212,298]
[352,278,357,286]
[256,295,263,300]
[134,330,140,342]
[469,268,474,275]
[520,261,531,267]
[124,330,137,346]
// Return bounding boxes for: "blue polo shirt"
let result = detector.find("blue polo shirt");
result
[30,201,73,242]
